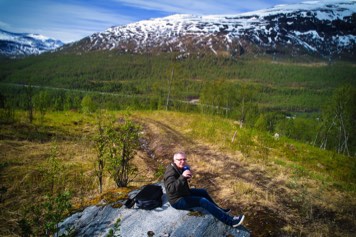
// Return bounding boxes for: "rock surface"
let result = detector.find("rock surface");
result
[58,185,250,237]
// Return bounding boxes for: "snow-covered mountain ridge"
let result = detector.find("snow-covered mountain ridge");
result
[0,29,64,58]
[70,0,355,60]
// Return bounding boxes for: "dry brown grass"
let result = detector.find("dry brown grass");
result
[1,110,355,236]
[0,111,155,236]
[0,138,95,235]
[134,111,356,237]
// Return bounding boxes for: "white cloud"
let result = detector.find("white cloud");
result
[0,0,303,43]
[0,20,10,29]
[34,2,136,42]
[0,0,136,42]
[114,0,274,15]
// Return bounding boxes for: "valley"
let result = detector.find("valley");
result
[0,1,355,235]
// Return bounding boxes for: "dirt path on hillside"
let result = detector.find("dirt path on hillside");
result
[135,117,304,237]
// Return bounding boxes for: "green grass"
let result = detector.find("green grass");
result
[1,109,355,236]
[1,50,355,235]
[139,110,356,192]
[136,110,355,236]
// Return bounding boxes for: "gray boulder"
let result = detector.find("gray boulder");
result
[58,185,250,237]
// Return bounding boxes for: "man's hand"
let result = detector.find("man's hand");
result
[182,170,192,179]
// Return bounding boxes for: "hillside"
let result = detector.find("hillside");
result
[1,51,355,157]
[1,52,355,113]
[0,1,355,235]
[0,110,355,236]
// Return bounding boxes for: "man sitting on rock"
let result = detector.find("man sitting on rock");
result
[164,152,245,227]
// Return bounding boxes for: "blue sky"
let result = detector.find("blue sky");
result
[0,0,303,43]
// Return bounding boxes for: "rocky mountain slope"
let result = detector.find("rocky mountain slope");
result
[66,0,356,60]
[0,29,64,58]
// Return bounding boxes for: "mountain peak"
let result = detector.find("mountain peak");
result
[0,29,64,58]
[65,0,355,60]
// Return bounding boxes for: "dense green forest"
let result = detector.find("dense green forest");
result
[0,52,355,155]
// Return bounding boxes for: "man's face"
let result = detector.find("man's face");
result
[173,154,187,169]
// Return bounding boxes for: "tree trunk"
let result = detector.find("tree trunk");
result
[166,68,174,111]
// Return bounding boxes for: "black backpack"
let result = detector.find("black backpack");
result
[124,184,163,210]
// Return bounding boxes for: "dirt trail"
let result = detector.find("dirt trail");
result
[136,117,301,236]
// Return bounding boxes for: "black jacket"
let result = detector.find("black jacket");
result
[163,163,191,205]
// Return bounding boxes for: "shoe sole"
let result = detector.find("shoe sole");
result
[232,215,245,227]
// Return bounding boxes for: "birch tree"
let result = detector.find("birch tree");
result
[319,85,355,156]
[106,118,140,187]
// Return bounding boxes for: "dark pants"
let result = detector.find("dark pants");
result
[171,188,233,226]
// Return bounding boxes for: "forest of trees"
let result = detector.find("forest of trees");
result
[0,52,355,155]
[0,82,354,156]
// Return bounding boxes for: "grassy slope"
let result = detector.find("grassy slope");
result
[0,110,355,236]
[138,111,356,236]
[0,52,355,235]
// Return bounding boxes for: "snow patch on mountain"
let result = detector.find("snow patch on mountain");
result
[74,0,354,59]
[0,29,64,58]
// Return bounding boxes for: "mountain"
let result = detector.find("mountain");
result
[66,0,356,60]
[0,29,64,58]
